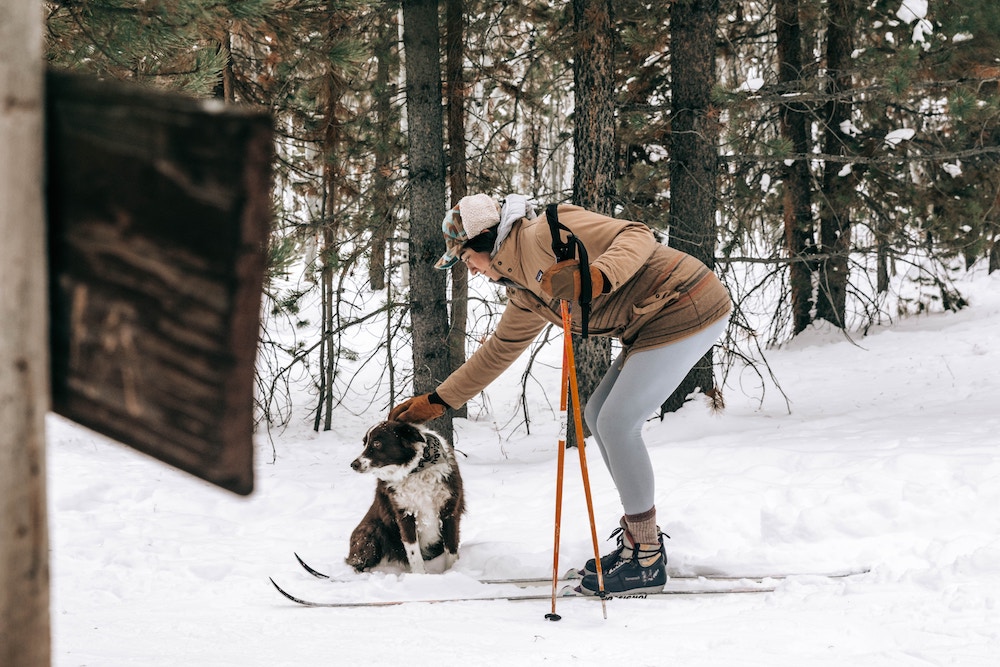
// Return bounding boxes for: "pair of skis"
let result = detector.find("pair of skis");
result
[269,553,869,609]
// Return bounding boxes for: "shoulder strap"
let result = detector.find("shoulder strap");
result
[545,204,592,338]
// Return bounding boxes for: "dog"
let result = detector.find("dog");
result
[346,420,465,574]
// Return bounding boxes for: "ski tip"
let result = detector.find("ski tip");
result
[294,552,330,579]
[270,577,312,606]
[269,577,291,598]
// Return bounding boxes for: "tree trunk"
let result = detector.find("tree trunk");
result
[0,0,51,662]
[316,5,348,432]
[402,0,452,441]
[369,10,397,291]
[213,34,234,103]
[877,213,891,291]
[815,0,856,327]
[570,0,617,446]
[776,0,816,335]
[663,0,721,414]
[445,0,469,419]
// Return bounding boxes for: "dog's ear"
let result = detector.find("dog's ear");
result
[393,422,426,444]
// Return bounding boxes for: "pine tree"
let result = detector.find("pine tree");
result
[445,0,470,418]
[402,0,452,441]
[813,0,855,328]
[661,0,722,413]
[44,0,262,95]
[775,0,816,334]
[569,0,616,442]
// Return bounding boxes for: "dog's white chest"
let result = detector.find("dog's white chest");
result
[390,469,451,546]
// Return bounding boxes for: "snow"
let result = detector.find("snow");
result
[47,269,1000,666]
[739,66,764,93]
[896,0,933,44]
[840,119,862,137]
[896,0,928,25]
[885,128,916,146]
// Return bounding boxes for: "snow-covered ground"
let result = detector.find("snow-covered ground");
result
[48,270,1000,666]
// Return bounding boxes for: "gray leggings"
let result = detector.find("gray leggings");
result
[584,316,729,515]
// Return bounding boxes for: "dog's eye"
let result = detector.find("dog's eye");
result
[371,440,382,449]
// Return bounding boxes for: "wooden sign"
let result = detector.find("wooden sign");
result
[45,71,272,495]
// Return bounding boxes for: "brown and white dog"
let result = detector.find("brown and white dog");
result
[346,420,465,574]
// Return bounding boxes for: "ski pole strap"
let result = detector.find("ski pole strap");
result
[545,204,591,338]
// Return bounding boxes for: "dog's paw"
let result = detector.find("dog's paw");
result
[345,555,371,573]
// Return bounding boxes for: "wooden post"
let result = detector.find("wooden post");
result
[0,0,52,664]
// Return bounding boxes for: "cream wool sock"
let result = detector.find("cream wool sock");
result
[625,507,659,545]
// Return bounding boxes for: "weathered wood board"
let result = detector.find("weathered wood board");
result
[45,71,272,495]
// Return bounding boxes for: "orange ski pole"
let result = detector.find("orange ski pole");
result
[545,320,570,621]
[561,301,608,618]
[546,301,607,621]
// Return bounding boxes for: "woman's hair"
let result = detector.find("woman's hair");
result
[462,225,498,254]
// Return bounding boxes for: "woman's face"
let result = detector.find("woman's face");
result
[460,248,501,281]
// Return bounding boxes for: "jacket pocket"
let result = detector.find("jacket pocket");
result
[621,289,680,346]
[631,289,680,316]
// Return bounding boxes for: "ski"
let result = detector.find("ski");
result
[269,576,779,609]
[292,552,868,588]
[293,551,582,584]
[274,556,869,608]
[270,577,571,608]
[481,567,870,588]
[294,552,330,579]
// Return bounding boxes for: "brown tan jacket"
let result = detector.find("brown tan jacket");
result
[436,205,731,409]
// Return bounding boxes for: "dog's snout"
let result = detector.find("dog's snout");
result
[351,456,368,472]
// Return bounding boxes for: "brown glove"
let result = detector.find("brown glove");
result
[388,393,447,423]
[539,259,606,301]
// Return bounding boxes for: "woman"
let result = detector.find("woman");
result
[389,193,731,595]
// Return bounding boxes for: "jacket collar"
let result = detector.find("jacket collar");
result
[489,219,531,288]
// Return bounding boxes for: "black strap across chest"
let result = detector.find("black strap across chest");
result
[545,204,592,338]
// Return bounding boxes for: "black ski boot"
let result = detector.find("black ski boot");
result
[580,518,668,577]
[578,532,667,596]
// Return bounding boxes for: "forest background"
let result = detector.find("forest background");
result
[45,0,1000,441]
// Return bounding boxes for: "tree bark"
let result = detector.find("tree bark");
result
[445,0,469,419]
[402,0,452,440]
[213,34,234,103]
[316,4,349,432]
[570,0,617,446]
[663,0,721,413]
[369,8,397,291]
[815,0,856,327]
[776,0,816,335]
[0,0,51,662]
